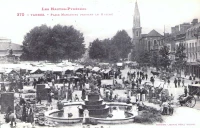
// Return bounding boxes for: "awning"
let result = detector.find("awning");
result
[116,63,123,66]
[64,66,75,71]
[30,68,43,74]
[52,67,63,72]
[29,74,44,78]
[5,69,17,74]
[92,67,101,72]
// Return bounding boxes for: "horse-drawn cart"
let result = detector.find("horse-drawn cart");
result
[188,84,200,98]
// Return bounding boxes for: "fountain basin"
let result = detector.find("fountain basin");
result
[45,102,137,124]
[78,105,110,117]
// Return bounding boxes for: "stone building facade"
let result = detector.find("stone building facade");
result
[132,1,163,61]
[0,38,23,63]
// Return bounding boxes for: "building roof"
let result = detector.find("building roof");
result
[0,42,22,51]
[174,33,186,41]
[187,22,200,31]
[141,34,147,38]
[11,43,22,50]
[146,29,163,37]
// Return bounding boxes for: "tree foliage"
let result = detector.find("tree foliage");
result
[137,51,150,64]
[150,51,160,68]
[174,43,187,72]
[21,24,85,62]
[159,46,171,70]
[112,30,132,60]
[88,39,107,60]
[88,38,120,62]
[88,30,131,62]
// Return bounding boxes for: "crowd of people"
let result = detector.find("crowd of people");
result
[1,63,197,127]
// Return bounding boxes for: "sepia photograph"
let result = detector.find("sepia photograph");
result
[0,0,200,127]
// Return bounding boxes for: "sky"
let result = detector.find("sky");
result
[0,0,200,47]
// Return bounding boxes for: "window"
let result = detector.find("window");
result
[148,41,151,51]
[136,31,139,37]
[199,40,200,52]
[191,30,193,37]
[195,42,197,52]
[167,44,171,52]
[196,53,198,59]
[192,43,194,51]
[154,40,157,45]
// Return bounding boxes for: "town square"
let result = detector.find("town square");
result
[0,0,200,128]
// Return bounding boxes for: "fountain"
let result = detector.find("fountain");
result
[44,87,137,125]
[78,88,110,117]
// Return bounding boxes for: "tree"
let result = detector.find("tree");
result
[21,24,85,62]
[150,50,160,69]
[174,43,187,76]
[88,39,106,61]
[137,51,150,65]
[112,30,132,60]
[88,38,120,62]
[108,45,120,63]
[159,46,171,70]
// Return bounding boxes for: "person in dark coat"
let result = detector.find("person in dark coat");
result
[145,74,148,80]
[19,96,26,105]
[82,88,86,100]
[27,105,34,124]
[178,78,181,87]
[131,81,136,89]
[22,104,27,122]
[174,78,177,88]
[67,87,73,101]
[150,77,155,86]
[137,71,139,77]
[33,79,37,89]
[138,78,142,84]
[37,92,42,104]
[184,86,188,97]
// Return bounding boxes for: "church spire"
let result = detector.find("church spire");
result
[133,0,140,28]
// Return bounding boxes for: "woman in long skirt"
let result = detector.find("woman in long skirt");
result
[15,103,22,120]
[22,104,27,122]
[27,105,34,124]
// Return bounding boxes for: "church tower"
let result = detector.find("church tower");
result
[131,0,142,61]
[132,0,142,45]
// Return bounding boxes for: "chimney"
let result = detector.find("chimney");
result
[191,19,198,26]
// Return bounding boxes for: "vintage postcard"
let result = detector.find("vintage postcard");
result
[0,0,200,128]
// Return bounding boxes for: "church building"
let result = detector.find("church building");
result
[132,1,163,60]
